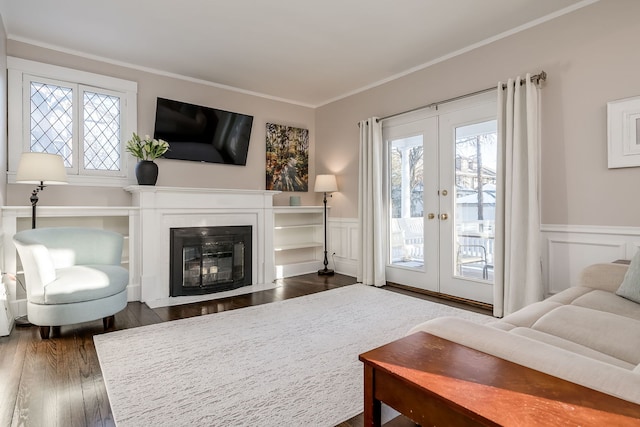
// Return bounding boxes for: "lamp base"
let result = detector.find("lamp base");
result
[318,268,335,276]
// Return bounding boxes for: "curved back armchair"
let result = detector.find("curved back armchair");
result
[13,227,129,339]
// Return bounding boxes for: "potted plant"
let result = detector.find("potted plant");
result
[126,133,170,185]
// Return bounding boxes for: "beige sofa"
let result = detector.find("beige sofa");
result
[408,262,640,405]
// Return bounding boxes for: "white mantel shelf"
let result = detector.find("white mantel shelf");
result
[125,185,280,196]
[125,186,280,308]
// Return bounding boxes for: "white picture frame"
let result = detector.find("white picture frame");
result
[607,95,640,168]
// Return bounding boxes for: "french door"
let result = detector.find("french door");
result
[384,94,497,304]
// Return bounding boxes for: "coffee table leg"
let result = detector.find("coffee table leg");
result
[363,364,382,427]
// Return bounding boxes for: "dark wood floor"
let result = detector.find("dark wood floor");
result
[0,273,489,427]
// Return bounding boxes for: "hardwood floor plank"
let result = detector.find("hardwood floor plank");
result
[56,334,85,427]
[0,329,21,422]
[14,337,46,427]
[0,327,29,427]
[76,332,110,427]
[2,273,480,426]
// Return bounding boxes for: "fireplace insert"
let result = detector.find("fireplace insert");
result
[170,226,252,296]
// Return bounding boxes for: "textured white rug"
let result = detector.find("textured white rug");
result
[94,285,491,426]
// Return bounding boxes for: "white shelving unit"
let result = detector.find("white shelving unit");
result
[273,206,325,278]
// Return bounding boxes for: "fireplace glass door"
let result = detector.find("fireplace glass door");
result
[170,226,251,296]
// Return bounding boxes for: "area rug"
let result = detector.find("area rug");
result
[94,285,492,426]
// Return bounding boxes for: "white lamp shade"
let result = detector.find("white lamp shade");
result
[314,174,338,193]
[16,152,68,185]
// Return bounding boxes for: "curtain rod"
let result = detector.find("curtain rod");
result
[372,71,547,123]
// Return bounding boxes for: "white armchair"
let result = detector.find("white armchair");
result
[13,227,129,339]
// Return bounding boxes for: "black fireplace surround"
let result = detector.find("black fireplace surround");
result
[170,226,252,297]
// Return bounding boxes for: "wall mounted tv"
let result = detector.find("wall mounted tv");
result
[153,97,253,166]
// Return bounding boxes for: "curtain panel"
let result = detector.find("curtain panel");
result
[357,118,386,286]
[494,75,544,317]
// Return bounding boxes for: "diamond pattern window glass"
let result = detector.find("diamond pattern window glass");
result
[83,91,121,171]
[9,58,137,185]
[30,82,73,167]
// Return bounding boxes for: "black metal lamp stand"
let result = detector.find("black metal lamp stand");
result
[318,191,334,276]
[29,181,46,229]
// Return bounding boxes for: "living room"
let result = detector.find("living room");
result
[1,0,640,425]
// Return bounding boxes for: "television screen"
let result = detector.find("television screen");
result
[153,97,253,166]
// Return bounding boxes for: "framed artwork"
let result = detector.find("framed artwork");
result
[607,95,640,168]
[266,123,309,191]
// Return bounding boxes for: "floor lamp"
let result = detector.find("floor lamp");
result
[16,152,68,229]
[315,174,338,276]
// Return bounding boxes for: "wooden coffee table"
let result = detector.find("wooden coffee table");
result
[359,332,640,426]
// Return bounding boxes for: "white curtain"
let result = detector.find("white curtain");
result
[494,74,544,317]
[357,117,386,286]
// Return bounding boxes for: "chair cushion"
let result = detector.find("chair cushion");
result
[31,265,129,305]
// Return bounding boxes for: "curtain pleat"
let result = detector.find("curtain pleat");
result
[357,118,386,286]
[494,75,543,317]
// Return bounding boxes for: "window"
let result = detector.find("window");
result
[8,57,138,186]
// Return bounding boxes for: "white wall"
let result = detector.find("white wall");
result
[5,41,317,208]
[315,0,640,227]
[0,18,7,209]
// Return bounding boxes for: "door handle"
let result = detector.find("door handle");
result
[427,213,435,220]
[440,213,449,220]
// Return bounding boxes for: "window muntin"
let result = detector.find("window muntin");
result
[29,81,73,166]
[25,75,125,177]
[8,57,137,187]
[82,89,122,172]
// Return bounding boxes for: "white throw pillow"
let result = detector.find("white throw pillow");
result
[616,250,640,304]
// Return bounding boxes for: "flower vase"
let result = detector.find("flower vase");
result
[135,160,158,185]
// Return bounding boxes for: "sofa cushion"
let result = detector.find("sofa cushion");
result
[498,300,563,329]
[509,327,636,370]
[571,290,640,321]
[532,305,640,365]
[545,286,592,304]
[616,251,640,304]
[33,265,129,305]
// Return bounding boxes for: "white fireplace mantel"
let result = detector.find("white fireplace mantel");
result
[125,186,279,307]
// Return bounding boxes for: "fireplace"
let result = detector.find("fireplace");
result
[170,226,252,296]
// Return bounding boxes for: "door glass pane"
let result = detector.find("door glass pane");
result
[454,120,497,282]
[389,135,424,268]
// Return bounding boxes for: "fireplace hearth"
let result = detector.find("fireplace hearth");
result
[170,226,252,297]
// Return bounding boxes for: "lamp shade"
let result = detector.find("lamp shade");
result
[16,152,68,185]
[314,174,337,193]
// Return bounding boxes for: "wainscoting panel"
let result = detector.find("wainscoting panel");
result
[541,224,640,295]
[327,218,358,278]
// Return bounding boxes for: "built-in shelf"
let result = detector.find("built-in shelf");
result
[273,206,325,278]
[274,224,322,230]
[274,242,324,251]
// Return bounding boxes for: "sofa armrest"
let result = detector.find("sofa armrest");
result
[578,263,628,293]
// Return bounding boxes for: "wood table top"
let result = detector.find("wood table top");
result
[359,331,640,426]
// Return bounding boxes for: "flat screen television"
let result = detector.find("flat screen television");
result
[153,97,253,166]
